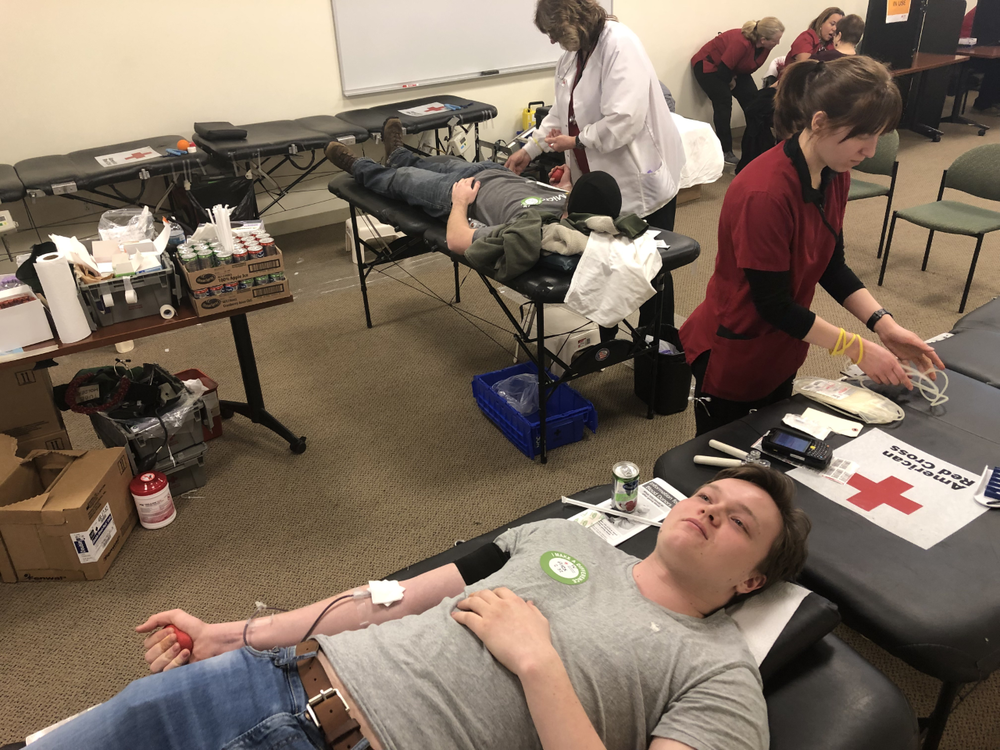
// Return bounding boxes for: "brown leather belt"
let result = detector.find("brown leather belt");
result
[295,640,366,750]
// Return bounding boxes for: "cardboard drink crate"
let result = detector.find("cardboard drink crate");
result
[178,247,290,317]
[0,435,137,583]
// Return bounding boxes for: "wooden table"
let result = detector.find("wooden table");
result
[2,296,308,454]
[892,52,971,141]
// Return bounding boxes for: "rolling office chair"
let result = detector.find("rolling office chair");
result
[847,130,900,259]
[878,143,1000,312]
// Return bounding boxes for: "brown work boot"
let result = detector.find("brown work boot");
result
[325,142,357,174]
[382,118,406,163]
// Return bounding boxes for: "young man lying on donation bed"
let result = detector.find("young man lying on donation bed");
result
[31,464,810,750]
[327,117,645,283]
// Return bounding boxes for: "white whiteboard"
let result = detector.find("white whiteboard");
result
[332,0,612,96]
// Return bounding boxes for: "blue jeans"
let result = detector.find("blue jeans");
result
[29,646,367,750]
[352,148,506,218]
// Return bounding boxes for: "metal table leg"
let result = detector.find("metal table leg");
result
[220,313,307,454]
[919,681,962,750]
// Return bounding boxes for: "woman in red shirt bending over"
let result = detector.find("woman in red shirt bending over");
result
[789,7,844,63]
[680,57,944,436]
[692,18,784,165]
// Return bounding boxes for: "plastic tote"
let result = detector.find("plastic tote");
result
[472,361,597,459]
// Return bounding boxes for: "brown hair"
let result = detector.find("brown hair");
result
[835,14,865,46]
[810,6,845,35]
[741,17,785,45]
[774,55,902,140]
[707,465,811,597]
[534,0,617,54]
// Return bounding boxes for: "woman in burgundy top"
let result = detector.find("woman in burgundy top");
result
[692,18,784,164]
[680,57,943,435]
[788,7,844,63]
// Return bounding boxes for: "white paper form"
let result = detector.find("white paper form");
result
[570,478,684,546]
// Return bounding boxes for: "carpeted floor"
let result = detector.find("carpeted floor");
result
[1,113,999,747]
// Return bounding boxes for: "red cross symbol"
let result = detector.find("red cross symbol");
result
[846,474,922,514]
[425,105,446,112]
[124,151,148,161]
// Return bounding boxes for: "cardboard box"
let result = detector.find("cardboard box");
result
[0,435,136,583]
[0,366,65,442]
[15,428,72,458]
[179,247,290,317]
[0,284,54,353]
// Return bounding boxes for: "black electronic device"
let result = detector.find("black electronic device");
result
[762,428,833,469]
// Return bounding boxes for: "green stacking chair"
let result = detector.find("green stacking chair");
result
[878,143,1000,313]
[847,130,899,259]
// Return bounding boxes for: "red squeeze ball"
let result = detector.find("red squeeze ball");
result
[164,624,194,653]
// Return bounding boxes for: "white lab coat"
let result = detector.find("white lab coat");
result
[523,21,686,218]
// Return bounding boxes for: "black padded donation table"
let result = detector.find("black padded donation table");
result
[327,171,701,463]
[14,135,210,211]
[338,95,498,161]
[653,368,1000,749]
[389,485,918,750]
[933,296,1000,389]
[0,164,24,203]
[191,115,370,214]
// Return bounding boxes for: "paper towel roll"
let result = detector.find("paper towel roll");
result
[34,252,92,344]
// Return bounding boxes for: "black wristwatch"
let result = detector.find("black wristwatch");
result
[575,134,584,149]
[866,308,893,332]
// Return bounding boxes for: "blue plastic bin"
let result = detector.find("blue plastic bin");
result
[472,362,598,459]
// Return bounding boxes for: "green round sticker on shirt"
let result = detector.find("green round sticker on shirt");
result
[540,551,589,585]
[520,196,543,207]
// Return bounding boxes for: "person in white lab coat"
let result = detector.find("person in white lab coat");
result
[506,0,686,334]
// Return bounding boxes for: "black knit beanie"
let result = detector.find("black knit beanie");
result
[566,171,622,217]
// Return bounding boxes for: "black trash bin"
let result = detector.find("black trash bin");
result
[633,326,691,415]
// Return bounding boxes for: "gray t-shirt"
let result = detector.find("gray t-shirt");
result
[470,171,567,242]
[319,519,767,750]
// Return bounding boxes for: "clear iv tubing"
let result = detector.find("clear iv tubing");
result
[857,364,949,409]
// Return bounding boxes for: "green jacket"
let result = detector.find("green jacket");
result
[463,210,648,282]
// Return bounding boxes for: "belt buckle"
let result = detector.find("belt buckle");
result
[305,687,350,729]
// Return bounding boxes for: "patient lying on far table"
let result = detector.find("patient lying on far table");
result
[326,118,641,282]
[30,464,809,750]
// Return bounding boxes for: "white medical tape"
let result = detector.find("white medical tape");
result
[123,277,137,304]
[159,304,176,320]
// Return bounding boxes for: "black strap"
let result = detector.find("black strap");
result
[454,543,510,584]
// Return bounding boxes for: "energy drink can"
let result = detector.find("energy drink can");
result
[612,461,640,513]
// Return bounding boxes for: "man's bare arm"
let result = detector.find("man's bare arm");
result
[446,177,480,253]
[139,564,466,672]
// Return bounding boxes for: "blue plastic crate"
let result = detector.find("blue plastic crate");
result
[471,361,598,459]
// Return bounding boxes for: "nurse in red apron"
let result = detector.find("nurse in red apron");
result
[681,57,944,436]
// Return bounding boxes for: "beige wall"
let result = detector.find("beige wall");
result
[3,0,871,165]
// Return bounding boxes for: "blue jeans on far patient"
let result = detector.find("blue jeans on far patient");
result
[352,148,506,218]
[29,646,346,750]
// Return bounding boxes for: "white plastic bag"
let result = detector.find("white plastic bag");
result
[98,207,155,243]
[493,374,539,416]
[563,232,662,328]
